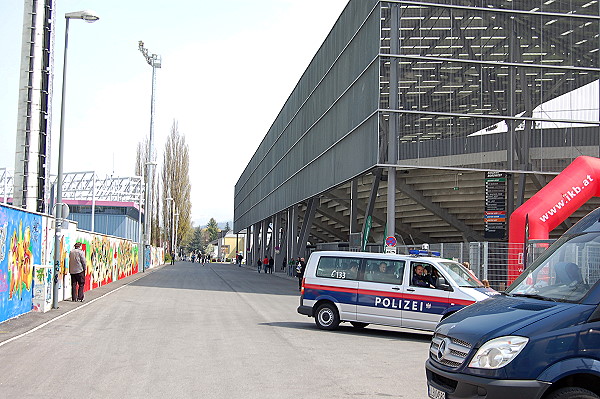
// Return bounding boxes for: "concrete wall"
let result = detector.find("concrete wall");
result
[0,204,164,324]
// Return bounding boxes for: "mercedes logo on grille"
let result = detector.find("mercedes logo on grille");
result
[437,338,451,361]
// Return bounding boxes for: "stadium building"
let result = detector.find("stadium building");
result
[234,0,600,276]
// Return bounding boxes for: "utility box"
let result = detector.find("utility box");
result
[32,265,52,313]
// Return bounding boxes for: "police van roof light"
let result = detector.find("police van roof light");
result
[408,249,441,257]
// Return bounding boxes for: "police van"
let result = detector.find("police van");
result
[297,250,496,331]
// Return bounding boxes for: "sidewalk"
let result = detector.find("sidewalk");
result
[0,263,168,346]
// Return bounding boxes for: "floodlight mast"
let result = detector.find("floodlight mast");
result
[138,40,161,271]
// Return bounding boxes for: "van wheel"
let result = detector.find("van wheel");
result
[350,322,369,329]
[315,304,340,330]
[545,387,599,399]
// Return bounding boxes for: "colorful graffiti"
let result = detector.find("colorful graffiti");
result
[151,247,164,269]
[8,221,34,299]
[0,206,41,322]
[32,265,52,312]
[74,233,141,292]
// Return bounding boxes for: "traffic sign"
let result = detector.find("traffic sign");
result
[385,236,397,247]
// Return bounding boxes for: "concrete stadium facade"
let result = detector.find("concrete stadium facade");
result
[234,0,600,267]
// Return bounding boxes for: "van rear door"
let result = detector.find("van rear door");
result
[304,255,360,321]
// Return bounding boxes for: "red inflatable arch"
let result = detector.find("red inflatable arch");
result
[508,156,600,284]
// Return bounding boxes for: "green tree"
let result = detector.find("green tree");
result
[224,222,230,232]
[206,218,220,242]
[188,226,203,253]
[200,228,210,251]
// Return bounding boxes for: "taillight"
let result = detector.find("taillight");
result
[301,277,305,294]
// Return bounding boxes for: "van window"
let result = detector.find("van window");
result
[316,256,360,280]
[437,262,483,288]
[508,232,600,302]
[364,259,405,284]
[410,262,439,288]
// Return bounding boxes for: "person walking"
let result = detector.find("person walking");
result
[263,256,269,273]
[268,256,274,274]
[257,258,262,273]
[69,242,86,302]
[296,257,306,291]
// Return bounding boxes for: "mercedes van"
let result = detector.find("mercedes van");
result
[297,250,496,332]
[425,208,600,399]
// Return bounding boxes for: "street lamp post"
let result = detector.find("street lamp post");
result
[174,211,180,259]
[138,40,161,273]
[52,10,99,309]
[165,197,175,254]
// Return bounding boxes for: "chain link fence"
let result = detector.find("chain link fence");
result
[314,241,555,291]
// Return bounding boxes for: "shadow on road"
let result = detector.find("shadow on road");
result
[259,321,433,342]
[128,262,299,297]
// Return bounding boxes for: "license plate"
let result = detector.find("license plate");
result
[428,384,446,399]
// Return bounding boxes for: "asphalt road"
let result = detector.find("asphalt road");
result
[0,262,433,398]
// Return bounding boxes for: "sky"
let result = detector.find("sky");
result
[0,0,349,226]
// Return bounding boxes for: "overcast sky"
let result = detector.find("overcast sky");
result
[0,0,349,225]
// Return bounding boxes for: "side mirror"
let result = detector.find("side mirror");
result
[437,277,452,291]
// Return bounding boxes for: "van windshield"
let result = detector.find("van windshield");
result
[438,262,484,287]
[507,232,600,302]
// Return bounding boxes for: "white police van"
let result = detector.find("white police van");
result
[297,250,496,331]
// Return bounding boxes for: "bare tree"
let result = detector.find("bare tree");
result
[162,120,192,252]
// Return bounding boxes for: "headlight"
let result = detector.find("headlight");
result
[468,336,529,369]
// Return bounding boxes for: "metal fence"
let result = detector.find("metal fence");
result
[396,242,550,291]
[312,241,554,291]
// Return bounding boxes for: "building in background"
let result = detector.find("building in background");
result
[67,200,141,242]
[209,230,245,262]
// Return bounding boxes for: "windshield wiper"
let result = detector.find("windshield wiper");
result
[512,293,557,302]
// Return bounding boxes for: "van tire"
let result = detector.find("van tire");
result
[350,322,369,329]
[545,387,599,399]
[315,303,340,330]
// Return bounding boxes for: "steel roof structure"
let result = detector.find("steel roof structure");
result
[2,171,143,207]
[57,172,143,203]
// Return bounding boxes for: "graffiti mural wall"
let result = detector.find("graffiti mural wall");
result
[0,204,161,324]
[74,232,139,291]
[0,206,42,322]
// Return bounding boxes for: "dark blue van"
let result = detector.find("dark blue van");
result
[425,208,600,399]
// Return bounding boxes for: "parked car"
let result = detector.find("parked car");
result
[426,207,600,399]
